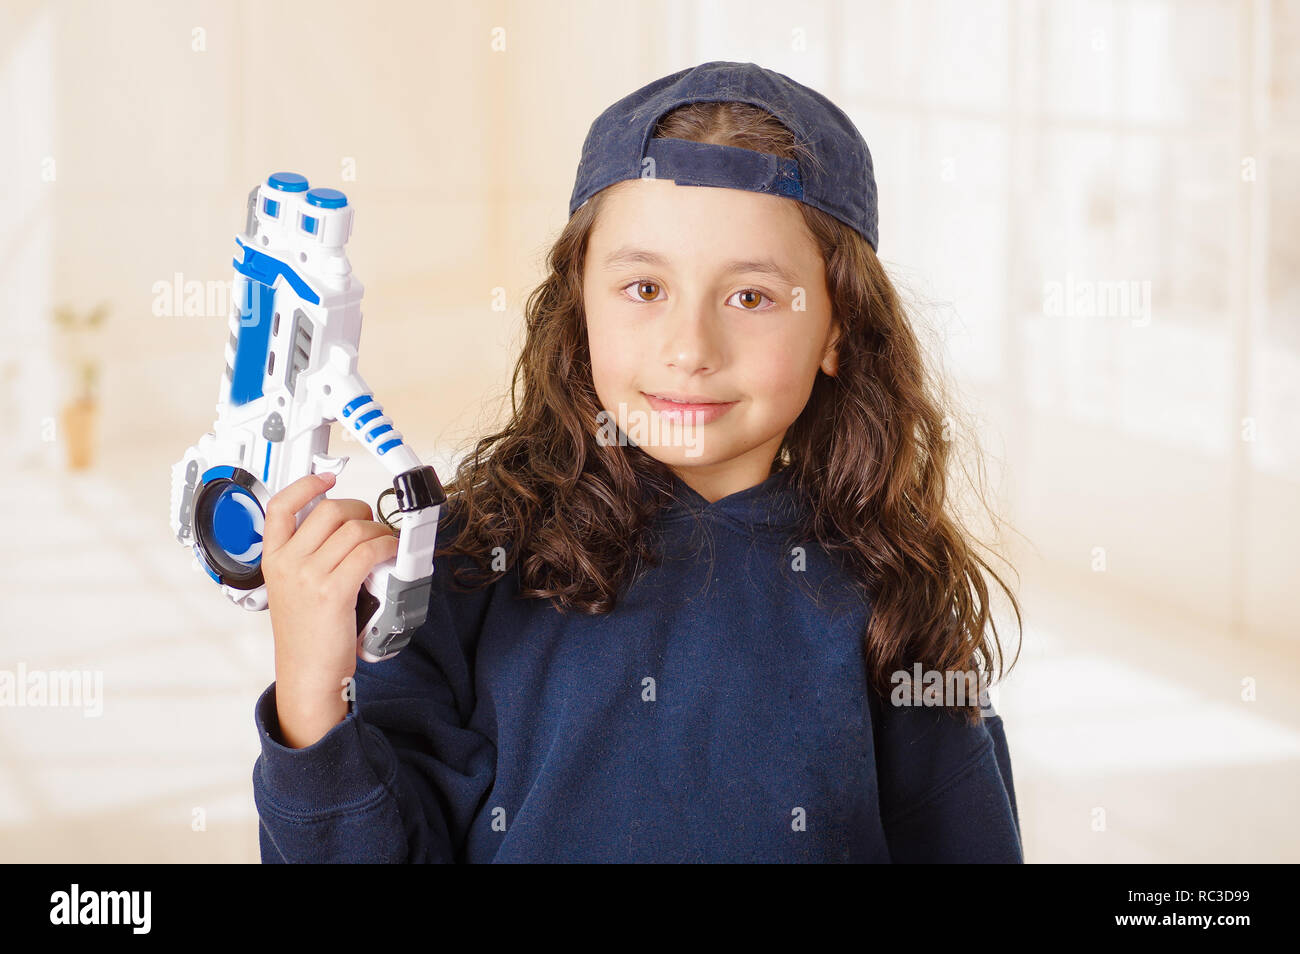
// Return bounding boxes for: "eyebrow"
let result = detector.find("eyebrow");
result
[600,246,801,287]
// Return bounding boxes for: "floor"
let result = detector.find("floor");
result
[1,442,1297,863]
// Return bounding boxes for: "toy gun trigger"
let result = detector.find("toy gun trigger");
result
[291,453,353,531]
[311,453,349,479]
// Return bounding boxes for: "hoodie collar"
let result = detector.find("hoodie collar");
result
[660,466,807,531]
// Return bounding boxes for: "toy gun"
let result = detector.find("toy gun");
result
[169,171,445,663]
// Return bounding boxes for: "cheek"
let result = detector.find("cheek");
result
[743,339,821,414]
[584,304,636,394]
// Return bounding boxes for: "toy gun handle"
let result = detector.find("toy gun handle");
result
[349,464,445,662]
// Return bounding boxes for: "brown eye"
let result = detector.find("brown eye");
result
[730,288,773,311]
[635,281,660,302]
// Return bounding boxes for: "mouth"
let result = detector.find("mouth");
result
[640,391,738,423]
[641,391,734,406]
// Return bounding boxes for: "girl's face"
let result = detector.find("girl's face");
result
[582,176,839,503]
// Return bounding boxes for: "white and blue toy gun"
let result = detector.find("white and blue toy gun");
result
[169,171,446,663]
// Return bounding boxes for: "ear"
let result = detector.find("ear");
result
[820,323,841,377]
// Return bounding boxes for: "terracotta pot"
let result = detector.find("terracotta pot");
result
[61,397,97,470]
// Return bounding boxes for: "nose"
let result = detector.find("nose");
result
[658,294,724,374]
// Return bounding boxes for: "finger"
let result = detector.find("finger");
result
[263,473,336,556]
[333,532,401,602]
[312,519,397,576]
[292,497,374,558]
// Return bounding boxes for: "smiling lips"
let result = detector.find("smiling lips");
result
[641,391,738,424]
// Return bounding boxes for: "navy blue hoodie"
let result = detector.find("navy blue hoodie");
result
[251,466,1023,862]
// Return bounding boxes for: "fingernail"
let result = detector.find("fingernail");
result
[321,472,336,484]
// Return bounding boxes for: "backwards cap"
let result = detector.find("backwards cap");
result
[569,60,879,251]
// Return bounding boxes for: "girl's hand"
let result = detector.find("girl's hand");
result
[260,472,400,748]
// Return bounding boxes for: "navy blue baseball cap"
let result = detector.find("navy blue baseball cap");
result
[569,60,879,251]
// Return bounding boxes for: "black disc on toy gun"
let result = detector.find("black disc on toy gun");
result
[192,469,266,591]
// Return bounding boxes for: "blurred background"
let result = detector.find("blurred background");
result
[0,0,1296,863]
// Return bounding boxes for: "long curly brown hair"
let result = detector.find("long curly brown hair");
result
[432,100,1023,727]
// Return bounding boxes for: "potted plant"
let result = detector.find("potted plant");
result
[52,302,108,471]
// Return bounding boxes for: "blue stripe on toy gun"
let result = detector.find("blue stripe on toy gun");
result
[232,237,320,305]
[229,277,275,406]
[228,239,321,407]
[341,394,405,455]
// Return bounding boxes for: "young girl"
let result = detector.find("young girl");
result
[252,61,1024,863]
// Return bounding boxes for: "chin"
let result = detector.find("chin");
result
[638,442,708,468]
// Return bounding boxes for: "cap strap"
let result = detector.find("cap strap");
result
[642,137,804,200]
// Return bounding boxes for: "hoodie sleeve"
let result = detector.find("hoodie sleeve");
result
[871,694,1024,863]
[251,516,497,863]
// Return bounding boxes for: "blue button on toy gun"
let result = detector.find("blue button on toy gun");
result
[169,171,445,663]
